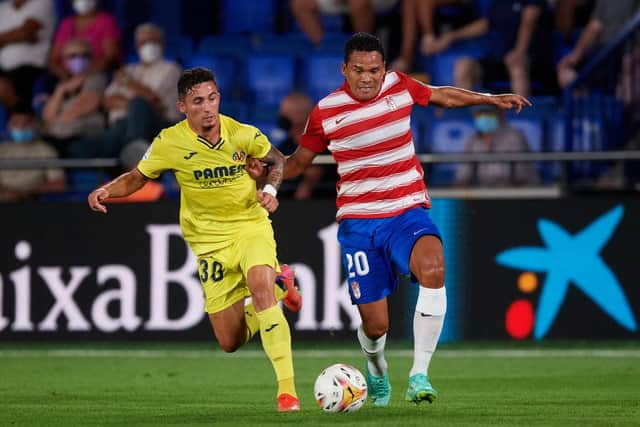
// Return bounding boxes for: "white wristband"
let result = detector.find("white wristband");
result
[262,184,278,197]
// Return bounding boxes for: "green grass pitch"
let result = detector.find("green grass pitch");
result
[1,342,638,426]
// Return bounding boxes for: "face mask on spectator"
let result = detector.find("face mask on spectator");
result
[73,0,97,15]
[474,114,499,133]
[9,128,34,144]
[66,56,90,75]
[138,42,163,64]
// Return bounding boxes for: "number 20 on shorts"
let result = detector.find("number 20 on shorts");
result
[345,251,370,278]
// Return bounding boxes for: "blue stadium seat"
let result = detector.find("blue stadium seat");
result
[304,53,344,102]
[253,33,312,58]
[220,100,249,122]
[411,108,429,153]
[186,54,237,97]
[509,118,543,153]
[68,170,104,195]
[197,35,251,59]
[249,104,279,145]
[164,34,194,66]
[426,116,475,185]
[0,105,7,140]
[245,54,296,106]
[222,0,277,34]
[314,32,350,54]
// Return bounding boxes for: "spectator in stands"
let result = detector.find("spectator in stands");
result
[552,0,596,43]
[290,0,399,45]
[425,0,555,97]
[65,23,182,161]
[0,106,65,201]
[454,105,540,186]
[556,0,640,89]
[42,39,107,144]
[274,92,331,199]
[48,0,120,79]
[390,0,472,72]
[0,0,56,110]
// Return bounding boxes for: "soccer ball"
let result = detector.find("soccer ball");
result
[314,363,368,413]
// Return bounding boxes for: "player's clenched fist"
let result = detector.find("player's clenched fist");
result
[257,190,279,213]
[88,188,110,213]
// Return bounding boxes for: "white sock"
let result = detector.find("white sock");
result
[357,325,388,377]
[410,286,446,377]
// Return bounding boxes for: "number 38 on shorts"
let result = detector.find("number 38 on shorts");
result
[199,258,224,283]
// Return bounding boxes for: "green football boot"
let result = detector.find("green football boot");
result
[366,366,391,407]
[405,373,437,404]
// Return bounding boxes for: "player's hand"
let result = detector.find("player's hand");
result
[88,187,110,214]
[489,94,532,114]
[422,33,452,56]
[246,156,265,180]
[257,190,279,213]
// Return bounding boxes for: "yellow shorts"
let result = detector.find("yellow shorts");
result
[197,222,278,313]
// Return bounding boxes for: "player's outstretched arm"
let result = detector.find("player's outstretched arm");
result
[429,86,532,113]
[88,168,148,214]
[256,146,285,213]
[284,145,318,180]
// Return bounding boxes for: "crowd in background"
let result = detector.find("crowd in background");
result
[0,0,638,201]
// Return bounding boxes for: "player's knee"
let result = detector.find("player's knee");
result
[217,338,242,353]
[363,322,388,339]
[414,258,445,287]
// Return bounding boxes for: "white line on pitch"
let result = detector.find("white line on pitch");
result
[0,349,639,358]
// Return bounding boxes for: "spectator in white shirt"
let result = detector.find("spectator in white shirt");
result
[66,23,182,162]
[0,0,56,109]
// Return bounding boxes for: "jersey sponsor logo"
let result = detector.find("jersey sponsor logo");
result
[232,150,246,162]
[193,165,246,180]
[184,151,197,160]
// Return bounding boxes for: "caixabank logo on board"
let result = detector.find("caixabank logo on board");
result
[496,205,637,340]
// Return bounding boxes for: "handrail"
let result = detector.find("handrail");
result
[1,151,639,169]
[569,11,640,90]
[563,11,640,152]
[0,158,119,170]
[311,150,640,164]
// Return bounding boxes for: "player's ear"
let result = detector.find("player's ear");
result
[177,99,186,114]
[341,62,347,78]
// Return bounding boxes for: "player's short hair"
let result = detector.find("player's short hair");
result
[344,32,385,64]
[177,67,217,99]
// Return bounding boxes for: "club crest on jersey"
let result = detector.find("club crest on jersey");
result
[385,96,397,111]
[232,151,247,162]
[351,281,361,300]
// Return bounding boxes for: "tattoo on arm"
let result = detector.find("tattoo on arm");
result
[260,146,285,190]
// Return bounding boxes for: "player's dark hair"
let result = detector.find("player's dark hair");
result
[177,67,217,99]
[344,32,385,64]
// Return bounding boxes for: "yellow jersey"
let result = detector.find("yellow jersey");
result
[137,116,272,255]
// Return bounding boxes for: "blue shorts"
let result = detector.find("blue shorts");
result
[337,206,442,305]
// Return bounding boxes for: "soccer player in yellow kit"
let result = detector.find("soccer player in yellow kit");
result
[87,67,301,412]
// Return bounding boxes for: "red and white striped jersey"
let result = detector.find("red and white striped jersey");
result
[300,71,432,220]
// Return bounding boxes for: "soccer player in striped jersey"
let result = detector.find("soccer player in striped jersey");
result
[87,67,302,412]
[254,32,531,407]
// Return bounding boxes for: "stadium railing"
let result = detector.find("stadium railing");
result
[563,11,640,180]
[3,151,640,200]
